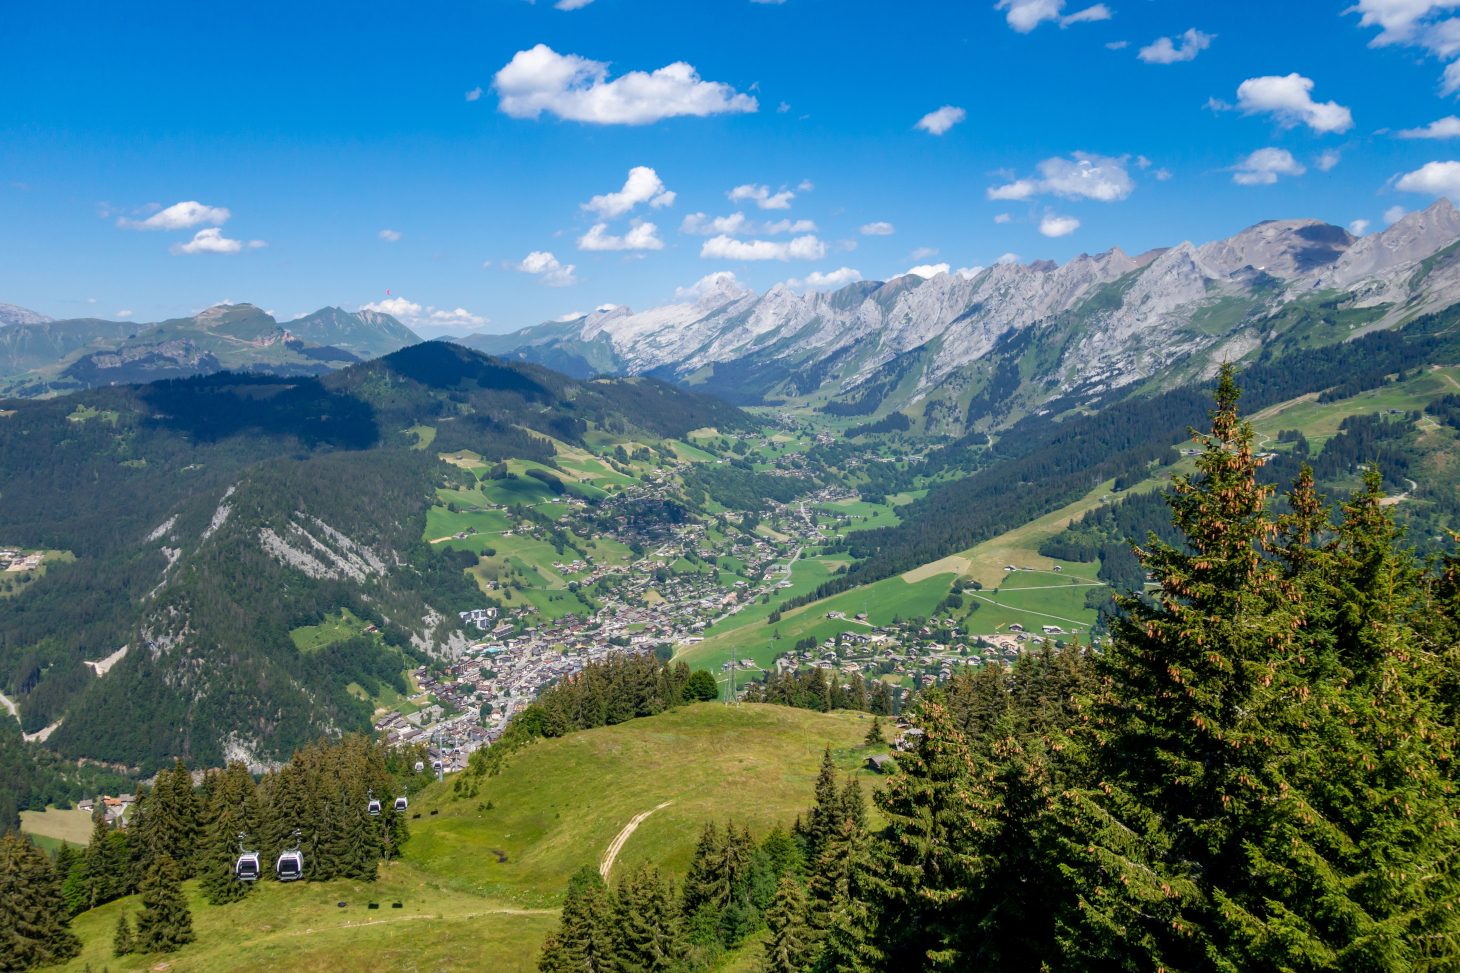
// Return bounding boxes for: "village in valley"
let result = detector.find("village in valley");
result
[354,414,1102,766]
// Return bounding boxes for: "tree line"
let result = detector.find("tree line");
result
[753,367,1460,970]
[2,733,423,970]
[742,666,896,716]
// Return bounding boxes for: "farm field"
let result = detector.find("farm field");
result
[679,569,957,681]
[20,806,94,849]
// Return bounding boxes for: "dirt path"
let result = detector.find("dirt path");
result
[0,691,16,722]
[600,802,673,879]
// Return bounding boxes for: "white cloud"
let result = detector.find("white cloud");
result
[117,310,132,318]
[379,229,402,241]
[728,184,795,209]
[987,152,1135,202]
[1316,150,1341,171]
[995,0,1111,32]
[759,219,818,234]
[466,87,483,101]
[993,213,1012,223]
[860,222,896,235]
[955,266,985,279]
[493,44,757,125]
[1228,74,1354,134]
[1396,159,1460,195]
[996,252,1021,264]
[87,298,97,303]
[903,263,950,278]
[118,200,231,231]
[672,271,741,301]
[1349,219,1371,235]
[1384,204,1410,223]
[554,312,587,322]
[362,296,424,318]
[513,250,579,286]
[682,212,748,235]
[1060,4,1112,26]
[778,101,791,113]
[555,0,595,8]
[1105,40,1128,49]
[914,106,966,135]
[430,308,488,326]
[169,228,266,254]
[1347,0,1460,90]
[578,219,665,251]
[1231,147,1306,185]
[798,179,815,191]
[786,267,863,290]
[1138,28,1214,64]
[907,247,939,260]
[681,212,815,235]
[700,235,826,260]
[1400,116,1460,138]
[582,166,676,218]
[1039,213,1080,237]
[1154,168,1173,180]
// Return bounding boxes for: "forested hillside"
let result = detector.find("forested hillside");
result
[0,341,758,818]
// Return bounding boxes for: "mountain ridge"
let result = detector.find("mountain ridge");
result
[448,199,1460,429]
[0,304,420,398]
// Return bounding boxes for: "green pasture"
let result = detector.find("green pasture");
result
[39,863,554,973]
[290,609,378,653]
[968,570,1102,634]
[681,568,957,675]
[1247,366,1459,450]
[401,704,875,902]
[406,424,436,450]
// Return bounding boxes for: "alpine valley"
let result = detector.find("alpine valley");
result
[13,202,1460,973]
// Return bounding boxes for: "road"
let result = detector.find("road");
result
[0,691,16,723]
[600,802,672,879]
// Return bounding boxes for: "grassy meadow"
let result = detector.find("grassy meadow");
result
[37,705,876,973]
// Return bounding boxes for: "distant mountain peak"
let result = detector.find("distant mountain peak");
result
[0,303,54,326]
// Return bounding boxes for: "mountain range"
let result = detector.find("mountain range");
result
[453,198,1460,433]
[0,304,420,398]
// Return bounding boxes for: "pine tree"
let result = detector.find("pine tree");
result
[761,873,811,973]
[802,749,844,865]
[869,681,893,716]
[54,844,84,916]
[679,822,722,921]
[539,865,615,973]
[863,717,885,747]
[614,866,681,973]
[132,855,195,954]
[0,831,82,970]
[76,813,124,912]
[1059,365,1301,970]
[846,701,980,968]
[112,912,133,957]
[199,815,249,906]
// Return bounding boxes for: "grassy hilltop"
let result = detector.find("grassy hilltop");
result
[37,703,877,973]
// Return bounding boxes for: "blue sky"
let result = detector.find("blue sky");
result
[3,0,1459,336]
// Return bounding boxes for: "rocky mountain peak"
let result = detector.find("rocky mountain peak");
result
[0,303,54,326]
[1195,218,1355,279]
